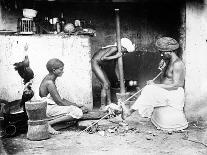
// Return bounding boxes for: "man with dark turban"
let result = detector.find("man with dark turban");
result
[121,37,188,132]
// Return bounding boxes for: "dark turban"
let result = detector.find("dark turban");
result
[155,37,179,52]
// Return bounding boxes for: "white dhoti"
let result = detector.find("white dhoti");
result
[42,96,83,119]
[131,84,188,131]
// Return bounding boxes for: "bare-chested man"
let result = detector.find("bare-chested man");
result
[121,37,188,131]
[39,58,88,134]
[91,38,135,111]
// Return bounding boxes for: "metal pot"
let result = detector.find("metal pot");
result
[3,111,28,137]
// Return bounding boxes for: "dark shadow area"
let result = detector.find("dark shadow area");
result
[1,137,25,155]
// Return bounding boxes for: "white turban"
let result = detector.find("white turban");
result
[102,38,135,52]
[120,38,135,52]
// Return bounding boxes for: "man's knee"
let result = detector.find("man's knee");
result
[103,82,110,90]
[65,106,83,119]
[77,108,83,118]
[142,85,156,94]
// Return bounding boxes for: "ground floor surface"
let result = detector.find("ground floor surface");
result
[1,111,207,155]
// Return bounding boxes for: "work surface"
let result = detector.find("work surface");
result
[1,111,207,155]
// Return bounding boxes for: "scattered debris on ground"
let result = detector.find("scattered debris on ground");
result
[1,111,207,155]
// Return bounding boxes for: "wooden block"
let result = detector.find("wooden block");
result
[25,101,47,121]
[27,120,50,141]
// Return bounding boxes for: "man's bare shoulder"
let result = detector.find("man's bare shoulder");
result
[40,78,55,88]
[173,59,185,68]
[110,46,118,51]
[45,79,55,86]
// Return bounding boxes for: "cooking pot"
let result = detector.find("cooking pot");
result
[3,108,28,137]
[23,8,37,19]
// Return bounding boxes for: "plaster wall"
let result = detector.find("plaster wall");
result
[0,2,188,112]
[0,35,93,110]
[185,2,207,121]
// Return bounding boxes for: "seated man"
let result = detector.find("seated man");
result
[39,58,88,134]
[121,37,188,131]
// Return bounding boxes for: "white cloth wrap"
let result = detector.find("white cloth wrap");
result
[131,84,185,118]
[101,38,135,52]
[42,96,83,119]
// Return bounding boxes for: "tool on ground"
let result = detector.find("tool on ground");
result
[76,70,162,136]
[77,112,112,136]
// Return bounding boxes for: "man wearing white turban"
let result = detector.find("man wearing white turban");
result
[91,38,135,111]
[121,37,188,132]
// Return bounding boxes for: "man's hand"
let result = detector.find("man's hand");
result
[116,52,122,58]
[78,105,89,113]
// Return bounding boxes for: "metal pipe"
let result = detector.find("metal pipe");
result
[115,8,125,94]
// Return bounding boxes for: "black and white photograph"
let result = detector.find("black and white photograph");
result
[0,0,207,154]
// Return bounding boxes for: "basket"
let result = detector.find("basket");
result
[18,18,34,34]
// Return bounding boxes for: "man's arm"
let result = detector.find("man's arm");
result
[101,47,122,61]
[47,81,77,106]
[154,61,185,90]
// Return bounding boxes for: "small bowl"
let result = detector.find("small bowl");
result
[23,9,37,19]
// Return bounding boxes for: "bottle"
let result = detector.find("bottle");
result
[32,21,37,34]
[17,18,21,33]
[56,20,61,33]
[60,12,66,32]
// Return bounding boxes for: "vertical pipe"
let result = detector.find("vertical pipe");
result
[0,4,5,30]
[115,9,125,94]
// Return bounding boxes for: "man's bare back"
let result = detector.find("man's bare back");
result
[39,75,55,98]
[39,58,85,134]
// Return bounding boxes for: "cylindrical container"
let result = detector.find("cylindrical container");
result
[111,87,129,103]
[27,120,50,141]
[25,100,47,121]
[116,92,130,102]
[111,87,120,103]
[56,22,61,33]
[75,20,81,27]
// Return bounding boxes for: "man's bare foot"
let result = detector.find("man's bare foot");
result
[48,125,60,135]
[99,105,107,112]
